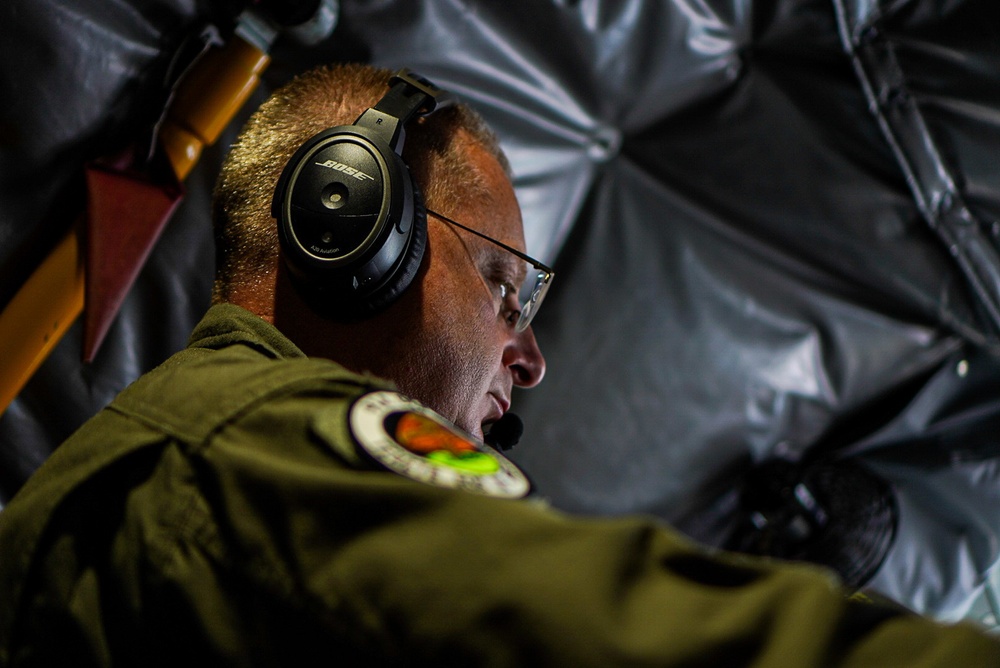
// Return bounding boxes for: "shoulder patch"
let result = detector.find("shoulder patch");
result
[349,391,531,499]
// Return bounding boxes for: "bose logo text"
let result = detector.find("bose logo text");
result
[315,160,376,181]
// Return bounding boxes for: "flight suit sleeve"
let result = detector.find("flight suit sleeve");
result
[135,390,1000,667]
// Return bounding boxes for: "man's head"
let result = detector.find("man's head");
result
[213,63,545,438]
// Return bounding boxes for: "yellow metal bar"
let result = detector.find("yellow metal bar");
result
[0,35,269,416]
[0,229,85,411]
[161,36,270,180]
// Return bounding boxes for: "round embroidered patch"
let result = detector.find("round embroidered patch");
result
[349,391,531,498]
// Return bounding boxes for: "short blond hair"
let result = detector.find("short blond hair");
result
[212,62,510,302]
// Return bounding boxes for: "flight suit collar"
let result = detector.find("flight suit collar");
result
[187,303,306,360]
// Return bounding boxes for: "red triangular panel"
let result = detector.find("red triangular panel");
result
[83,165,183,362]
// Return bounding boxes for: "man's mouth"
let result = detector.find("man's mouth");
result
[487,392,509,420]
[480,392,510,440]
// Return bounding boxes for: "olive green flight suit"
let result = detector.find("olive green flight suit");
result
[1,304,998,666]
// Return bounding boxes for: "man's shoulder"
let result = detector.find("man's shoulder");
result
[111,305,389,446]
[0,307,391,542]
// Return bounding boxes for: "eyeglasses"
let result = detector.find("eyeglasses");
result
[426,209,554,332]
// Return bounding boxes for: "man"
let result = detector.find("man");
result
[213,64,547,442]
[1,63,999,666]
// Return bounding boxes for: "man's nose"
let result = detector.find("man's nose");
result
[504,325,545,388]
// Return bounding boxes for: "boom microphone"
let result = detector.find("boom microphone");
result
[485,413,523,451]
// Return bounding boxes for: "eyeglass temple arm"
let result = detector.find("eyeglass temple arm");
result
[425,208,554,274]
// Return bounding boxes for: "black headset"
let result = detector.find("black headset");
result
[271,69,452,317]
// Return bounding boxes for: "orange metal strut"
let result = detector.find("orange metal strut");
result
[0,33,270,415]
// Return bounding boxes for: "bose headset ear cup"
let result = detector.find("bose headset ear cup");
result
[361,175,427,314]
[273,124,414,317]
[272,69,452,320]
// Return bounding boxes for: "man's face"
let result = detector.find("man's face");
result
[376,141,546,439]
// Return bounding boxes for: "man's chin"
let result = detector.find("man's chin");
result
[454,416,484,441]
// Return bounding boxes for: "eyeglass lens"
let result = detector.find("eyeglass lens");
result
[425,208,553,332]
[516,269,552,332]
